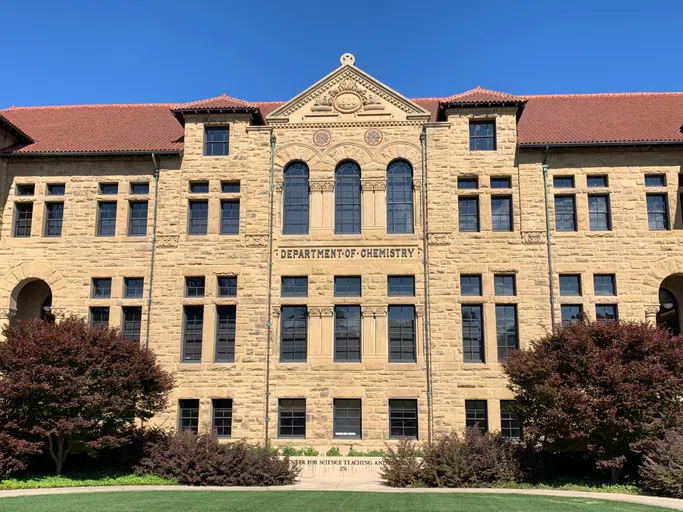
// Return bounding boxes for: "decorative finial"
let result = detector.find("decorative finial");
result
[340,53,355,66]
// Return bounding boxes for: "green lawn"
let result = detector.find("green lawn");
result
[0,491,673,512]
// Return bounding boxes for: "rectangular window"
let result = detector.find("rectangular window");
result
[553,176,574,188]
[587,175,608,188]
[388,305,416,363]
[465,400,488,433]
[182,306,204,362]
[334,276,361,297]
[217,276,237,297]
[460,275,482,296]
[389,399,418,439]
[89,306,110,329]
[215,305,236,363]
[281,276,308,297]
[278,399,305,438]
[121,306,142,341]
[92,278,112,299]
[490,176,511,189]
[469,120,496,151]
[220,200,240,235]
[97,201,117,236]
[500,400,521,440]
[559,274,581,296]
[16,184,35,196]
[44,202,63,237]
[588,195,611,231]
[594,274,616,296]
[647,194,669,230]
[388,276,415,297]
[212,399,233,438]
[334,399,362,439]
[561,304,583,327]
[334,305,361,362]
[458,196,479,232]
[221,181,240,193]
[494,275,516,296]
[462,305,484,363]
[99,183,118,195]
[189,181,209,193]
[280,306,307,362]
[554,196,576,231]
[596,304,618,322]
[47,183,65,195]
[491,196,513,232]
[496,305,518,361]
[205,127,229,156]
[645,174,666,187]
[130,182,149,194]
[458,177,478,189]
[128,201,148,236]
[188,200,208,235]
[124,278,144,299]
[178,399,199,434]
[185,276,205,297]
[13,203,33,237]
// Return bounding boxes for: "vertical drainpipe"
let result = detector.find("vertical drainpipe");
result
[420,130,433,445]
[144,153,160,349]
[542,148,557,331]
[264,133,276,446]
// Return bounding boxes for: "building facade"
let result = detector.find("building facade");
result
[1,53,682,451]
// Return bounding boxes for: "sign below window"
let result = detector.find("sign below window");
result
[277,246,419,260]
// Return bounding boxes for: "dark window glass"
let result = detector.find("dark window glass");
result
[553,176,574,188]
[469,120,496,151]
[465,400,488,433]
[596,304,618,322]
[215,305,236,363]
[645,174,666,187]
[588,195,611,231]
[189,181,209,193]
[388,276,415,297]
[462,305,484,363]
[387,160,414,234]
[220,200,240,234]
[205,127,229,156]
[128,201,148,236]
[278,399,305,438]
[492,196,513,232]
[494,275,516,296]
[281,276,308,297]
[335,306,361,362]
[561,304,583,327]
[458,177,478,189]
[221,181,240,193]
[124,278,144,299]
[213,399,233,438]
[559,275,581,296]
[44,202,63,237]
[490,177,511,189]
[183,306,203,362]
[179,399,199,434]
[496,305,518,361]
[458,196,479,232]
[389,399,418,439]
[16,184,35,196]
[388,306,416,363]
[280,306,307,362]
[594,274,616,296]
[92,278,112,299]
[500,401,521,440]
[97,201,117,236]
[460,275,482,296]
[130,182,149,194]
[554,196,576,231]
[99,183,118,195]
[185,276,205,297]
[283,162,310,235]
[122,306,142,341]
[334,399,362,439]
[587,175,608,188]
[335,161,361,234]
[334,276,361,297]
[188,200,208,235]
[13,203,32,237]
[47,184,65,195]
[217,276,237,297]
[647,194,669,230]
[89,307,110,329]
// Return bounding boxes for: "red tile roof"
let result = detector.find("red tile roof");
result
[173,94,258,112]
[442,86,524,105]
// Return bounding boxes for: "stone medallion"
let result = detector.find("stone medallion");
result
[365,128,383,146]
[313,130,331,147]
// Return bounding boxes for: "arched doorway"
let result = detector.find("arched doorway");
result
[10,279,52,326]
[658,275,683,335]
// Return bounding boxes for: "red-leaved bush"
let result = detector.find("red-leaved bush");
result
[0,432,41,479]
[639,429,683,498]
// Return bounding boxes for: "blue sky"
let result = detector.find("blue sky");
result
[1,0,681,108]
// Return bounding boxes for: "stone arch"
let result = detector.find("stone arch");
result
[641,256,683,299]
[373,141,422,168]
[321,142,373,168]
[274,143,322,170]
[0,262,65,312]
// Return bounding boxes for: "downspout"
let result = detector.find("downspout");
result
[541,148,557,331]
[264,134,276,446]
[420,130,433,445]
[144,153,160,349]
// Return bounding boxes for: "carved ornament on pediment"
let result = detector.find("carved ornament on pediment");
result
[522,231,546,245]
[246,234,269,247]
[427,233,451,246]
[157,235,179,248]
[312,79,384,115]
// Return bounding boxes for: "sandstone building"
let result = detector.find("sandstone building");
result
[1,53,682,451]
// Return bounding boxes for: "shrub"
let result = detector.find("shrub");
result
[326,447,341,456]
[136,431,299,486]
[0,432,40,480]
[278,444,318,456]
[348,446,387,457]
[639,429,683,498]
[380,440,422,487]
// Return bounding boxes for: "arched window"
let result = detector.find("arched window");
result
[387,160,414,234]
[335,161,361,234]
[283,162,309,235]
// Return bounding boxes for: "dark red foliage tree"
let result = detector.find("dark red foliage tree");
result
[0,317,173,475]
[504,321,683,482]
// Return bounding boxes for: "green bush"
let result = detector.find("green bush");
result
[326,447,341,456]
[348,446,386,457]
[278,444,319,457]
[639,429,683,498]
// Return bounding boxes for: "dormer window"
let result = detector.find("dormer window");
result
[469,120,496,151]
[205,127,229,156]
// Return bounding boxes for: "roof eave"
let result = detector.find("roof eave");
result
[172,107,263,125]
[0,114,34,144]
[518,140,683,148]
[1,149,183,157]
[440,100,526,108]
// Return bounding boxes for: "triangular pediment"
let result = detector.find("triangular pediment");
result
[267,54,431,124]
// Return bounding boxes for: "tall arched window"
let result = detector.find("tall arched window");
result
[387,160,414,234]
[283,162,309,234]
[335,161,361,234]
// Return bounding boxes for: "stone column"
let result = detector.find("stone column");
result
[362,306,387,358]
[645,305,659,326]
[360,181,375,229]
[415,305,425,359]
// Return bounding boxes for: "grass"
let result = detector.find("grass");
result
[0,471,175,490]
[497,480,641,495]
[0,491,671,512]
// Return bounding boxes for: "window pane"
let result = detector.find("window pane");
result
[122,306,142,341]
[92,278,112,299]
[388,306,416,363]
[389,399,418,439]
[458,177,478,189]
[44,202,63,237]
[217,276,237,297]
[213,399,233,438]
[205,128,229,156]
[183,306,203,362]
[179,399,199,434]
[388,276,415,297]
[334,399,362,439]
[645,174,666,187]
[334,276,361,297]
[335,161,361,234]
[185,276,205,297]
[97,202,117,236]
[16,184,35,196]
[587,175,608,188]
[47,184,65,195]
[280,306,307,362]
[460,275,482,296]
[215,305,236,363]
[128,201,148,236]
[494,275,516,296]
[500,400,521,440]
[554,196,576,231]
[465,400,488,433]
[458,197,479,232]
[188,200,208,235]
[387,160,414,234]
[335,306,361,362]
[490,177,511,189]
[281,276,308,297]
[561,304,583,327]
[594,274,616,296]
[89,306,110,329]
[647,194,669,230]
[130,182,149,194]
[491,196,513,232]
[462,305,484,363]
[124,278,144,298]
[221,181,240,193]
[99,183,118,195]
[553,176,574,188]
[278,399,306,438]
[13,203,33,237]
[220,200,240,234]
[588,195,610,231]
[559,275,581,296]
[469,121,496,151]
[189,181,209,194]
[496,305,518,361]
[596,304,618,322]
[283,162,310,235]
